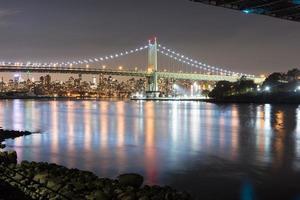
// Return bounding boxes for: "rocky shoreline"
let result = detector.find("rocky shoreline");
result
[0,129,192,200]
[0,151,191,200]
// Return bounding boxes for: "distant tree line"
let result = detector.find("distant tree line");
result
[209,68,300,99]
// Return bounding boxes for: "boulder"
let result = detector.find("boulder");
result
[7,151,17,164]
[0,143,6,149]
[117,173,144,188]
[94,190,109,200]
[33,173,49,184]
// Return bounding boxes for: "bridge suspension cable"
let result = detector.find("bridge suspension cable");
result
[0,44,149,68]
[58,44,149,67]
[157,44,255,78]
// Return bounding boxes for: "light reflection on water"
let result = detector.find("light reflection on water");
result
[2,100,300,199]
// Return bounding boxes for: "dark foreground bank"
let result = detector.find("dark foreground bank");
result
[0,151,191,200]
[0,179,32,200]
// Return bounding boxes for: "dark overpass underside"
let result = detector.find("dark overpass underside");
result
[190,0,300,22]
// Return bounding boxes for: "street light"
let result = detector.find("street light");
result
[264,86,270,92]
[118,66,123,70]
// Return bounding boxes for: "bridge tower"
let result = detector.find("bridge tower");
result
[146,37,159,97]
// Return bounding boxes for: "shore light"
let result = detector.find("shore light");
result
[264,86,270,92]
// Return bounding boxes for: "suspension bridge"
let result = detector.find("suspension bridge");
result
[0,38,265,96]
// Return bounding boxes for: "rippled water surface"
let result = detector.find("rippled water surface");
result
[2,99,300,199]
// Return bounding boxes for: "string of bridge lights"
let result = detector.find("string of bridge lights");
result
[0,44,149,68]
[58,45,149,67]
[0,42,255,78]
[157,44,255,77]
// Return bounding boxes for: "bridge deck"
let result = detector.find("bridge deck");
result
[0,66,265,83]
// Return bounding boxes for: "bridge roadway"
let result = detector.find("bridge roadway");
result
[0,65,265,83]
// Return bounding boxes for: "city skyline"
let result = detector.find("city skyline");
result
[0,0,299,79]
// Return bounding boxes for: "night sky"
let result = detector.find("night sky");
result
[0,0,300,79]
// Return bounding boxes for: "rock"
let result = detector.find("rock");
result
[72,181,85,191]
[45,177,63,191]
[7,151,17,164]
[117,173,144,188]
[138,196,150,200]
[33,173,49,184]
[0,151,8,164]
[0,143,6,149]
[94,190,109,200]
[13,173,23,181]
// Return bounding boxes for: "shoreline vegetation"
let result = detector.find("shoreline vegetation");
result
[208,69,300,105]
[0,130,192,200]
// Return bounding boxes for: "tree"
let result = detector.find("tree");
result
[287,68,300,81]
[234,78,256,94]
[262,72,286,88]
[209,81,233,98]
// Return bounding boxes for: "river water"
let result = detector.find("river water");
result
[1,99,300,200]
